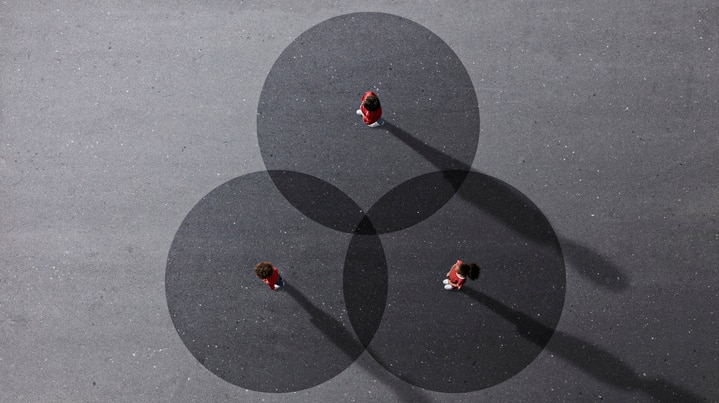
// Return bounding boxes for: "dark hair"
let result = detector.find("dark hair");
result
[457,263,480,280]
[254,261,274,279]
[362,95,381,111]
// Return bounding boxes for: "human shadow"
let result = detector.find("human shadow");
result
[383,121,628,291]
[461,287,705,402]
[284,283,432,403]
[558,236,629,291]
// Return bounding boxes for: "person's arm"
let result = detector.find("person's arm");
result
[447,260,461,277]
[267,268,280,290]
[362,109,372,124]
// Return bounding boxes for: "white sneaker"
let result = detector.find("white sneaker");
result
[443,279,449,285]
[368,118,384,127]
[356,109,363,116]
[444,284,453,290]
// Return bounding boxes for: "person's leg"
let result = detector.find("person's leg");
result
[274,275,285,290]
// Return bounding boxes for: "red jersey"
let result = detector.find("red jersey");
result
[262,267,280,290]
[447,260,466,289]
[360,91,382,125]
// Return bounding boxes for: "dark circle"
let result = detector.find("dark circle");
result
[257,12,480,232]
[342,232,388,347]
[265,170,368,234]
[344,171,566,392]
[165,171,384,392]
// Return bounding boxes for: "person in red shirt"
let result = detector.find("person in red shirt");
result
[443,260,480,290]
[254,261,285,291]
[356,91,384,127]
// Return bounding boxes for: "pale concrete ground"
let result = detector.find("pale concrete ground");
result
[1,1,717,402]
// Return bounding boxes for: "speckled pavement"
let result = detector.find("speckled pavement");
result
[1,1,717,402]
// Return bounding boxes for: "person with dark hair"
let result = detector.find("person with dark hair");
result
[254,261,285,291]
[443,260,480,290]
[355,90,384,127]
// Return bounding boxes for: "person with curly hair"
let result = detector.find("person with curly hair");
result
[355,90,384,127]
[254,261,285,291]
[443,260,480,290]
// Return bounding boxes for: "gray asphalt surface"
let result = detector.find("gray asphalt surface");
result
[1,1,717,402]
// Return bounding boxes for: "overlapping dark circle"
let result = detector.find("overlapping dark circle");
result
[349,170,565,392]
[166,12,566,394]
[166,171,381,392]
[257,12,479,228]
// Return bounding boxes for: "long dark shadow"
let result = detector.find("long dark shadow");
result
[383,121,472,175]
[558,235,629,291]
[284,284,432,402]
[384,121,628,291]
[461,287,705,402]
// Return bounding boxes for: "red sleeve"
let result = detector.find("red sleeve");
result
[263,267,279,290]
[448,261,466,289]
[361,108,381,124]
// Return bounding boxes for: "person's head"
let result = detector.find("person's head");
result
[254,261,274,279]
[362,95,381,111]
[457,263,480,280]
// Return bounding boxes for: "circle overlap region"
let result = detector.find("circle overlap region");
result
[166,12,566,394]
